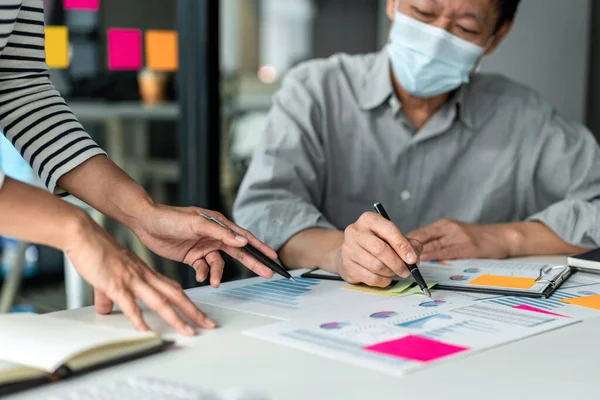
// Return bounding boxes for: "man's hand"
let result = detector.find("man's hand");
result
[407,219,513,261]
[334,212,421,287]
[130,204,277,287]
[65,216,215,336]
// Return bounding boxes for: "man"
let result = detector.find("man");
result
[234,0,600,288]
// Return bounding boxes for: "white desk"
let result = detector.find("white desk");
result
[11,256,599,400]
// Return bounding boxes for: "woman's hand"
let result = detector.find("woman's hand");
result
[65,214,215,336]
[129,204,277,287]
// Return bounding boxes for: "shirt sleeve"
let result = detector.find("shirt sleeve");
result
[0,1,106,196]
[233,70,337,251]
[0,169,4,190]
[525,110,600,248]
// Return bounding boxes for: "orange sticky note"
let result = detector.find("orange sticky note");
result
[561,294,600,310]
[45,26,69,69]
[467,274,537,289]
[145,30,178,72]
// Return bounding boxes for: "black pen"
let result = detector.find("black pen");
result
[373,203,431,298]
[199,213,296,282]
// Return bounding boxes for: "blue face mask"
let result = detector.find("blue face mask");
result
[387,12,487,98]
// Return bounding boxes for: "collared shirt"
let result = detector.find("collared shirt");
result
[233,50,600,251]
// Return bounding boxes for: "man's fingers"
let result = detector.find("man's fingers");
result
[421,245,468,262]
[406,220,448,244]
[192,259,210,282]
[222,245,274,279]
[358,234,408,277]
[113,290,149,332]
[150,274,216,329]
[132,279,196,336]
[365,214,418,264]
[344,260,393,288]
[206,251,225,288]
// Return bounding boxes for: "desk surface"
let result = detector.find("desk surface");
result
[12,256,597,400]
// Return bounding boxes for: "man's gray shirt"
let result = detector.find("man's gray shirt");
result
[233,50,600,251]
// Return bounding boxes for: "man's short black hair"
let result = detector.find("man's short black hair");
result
[496,0,521,31]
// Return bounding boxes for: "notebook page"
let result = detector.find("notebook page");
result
[0,313,157,372]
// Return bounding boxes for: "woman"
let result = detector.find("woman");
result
[0,1,277,335]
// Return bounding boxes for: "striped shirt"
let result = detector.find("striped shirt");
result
[0,0,105,195]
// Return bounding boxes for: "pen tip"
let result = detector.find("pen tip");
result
[423,288,432,298]
[290,276,297,282]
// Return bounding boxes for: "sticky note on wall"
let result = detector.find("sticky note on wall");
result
[145,30,178,72]
[107,28,142,70]
[64,0,99,11]
[468,274,537,289]
[45,26,69,69]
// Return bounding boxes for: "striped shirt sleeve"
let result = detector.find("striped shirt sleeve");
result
[0,0,106,196]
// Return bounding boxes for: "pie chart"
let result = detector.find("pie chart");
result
[370,311,398,319]
[419,300,446,308]
[320,322,349,330]
[578,291,596,296]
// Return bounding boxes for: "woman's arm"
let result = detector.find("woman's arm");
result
[0,1,277,285]
[0,176,216,335]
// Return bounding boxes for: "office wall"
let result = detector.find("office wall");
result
[313,0,379,58]
[377,0,591,124]
[586,1,600,141]
[479,0,591,124]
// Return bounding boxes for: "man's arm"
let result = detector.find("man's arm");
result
[233,67,337,252]
[409,110,599,260]
[234,66,419,287]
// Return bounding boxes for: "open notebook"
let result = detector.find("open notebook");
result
[0,313,171,396]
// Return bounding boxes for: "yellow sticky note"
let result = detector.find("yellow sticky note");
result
[145,30,178,72]
[342,285,399,296]
[45,26,69,69]
[468,274,537,289]
[561,294,600,310]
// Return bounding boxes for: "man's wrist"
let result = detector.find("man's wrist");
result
[497,222,528,258]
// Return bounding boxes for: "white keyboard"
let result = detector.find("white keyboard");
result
[45,377,269,400]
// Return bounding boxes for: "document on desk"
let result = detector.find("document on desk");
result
[186,270,403,320]
[244,291,578,376]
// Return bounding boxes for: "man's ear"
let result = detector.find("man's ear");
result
[387,0,397,20]
[484,20,514,56]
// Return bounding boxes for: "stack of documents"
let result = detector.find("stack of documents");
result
[188,260,600,376]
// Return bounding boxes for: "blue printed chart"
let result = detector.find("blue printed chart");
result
[215,278,320,310]
[187,271,388,320]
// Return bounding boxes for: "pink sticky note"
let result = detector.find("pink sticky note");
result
[364,335,468,363]
[64,0,99,11]
[513,304,570,318]
[107,29,142,71]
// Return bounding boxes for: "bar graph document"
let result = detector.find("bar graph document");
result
[244,292,577,376]
[186,271,393,320]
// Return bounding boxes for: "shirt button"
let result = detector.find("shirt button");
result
[400,190,411,201]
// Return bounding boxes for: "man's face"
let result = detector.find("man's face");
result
[387,0,512,54]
